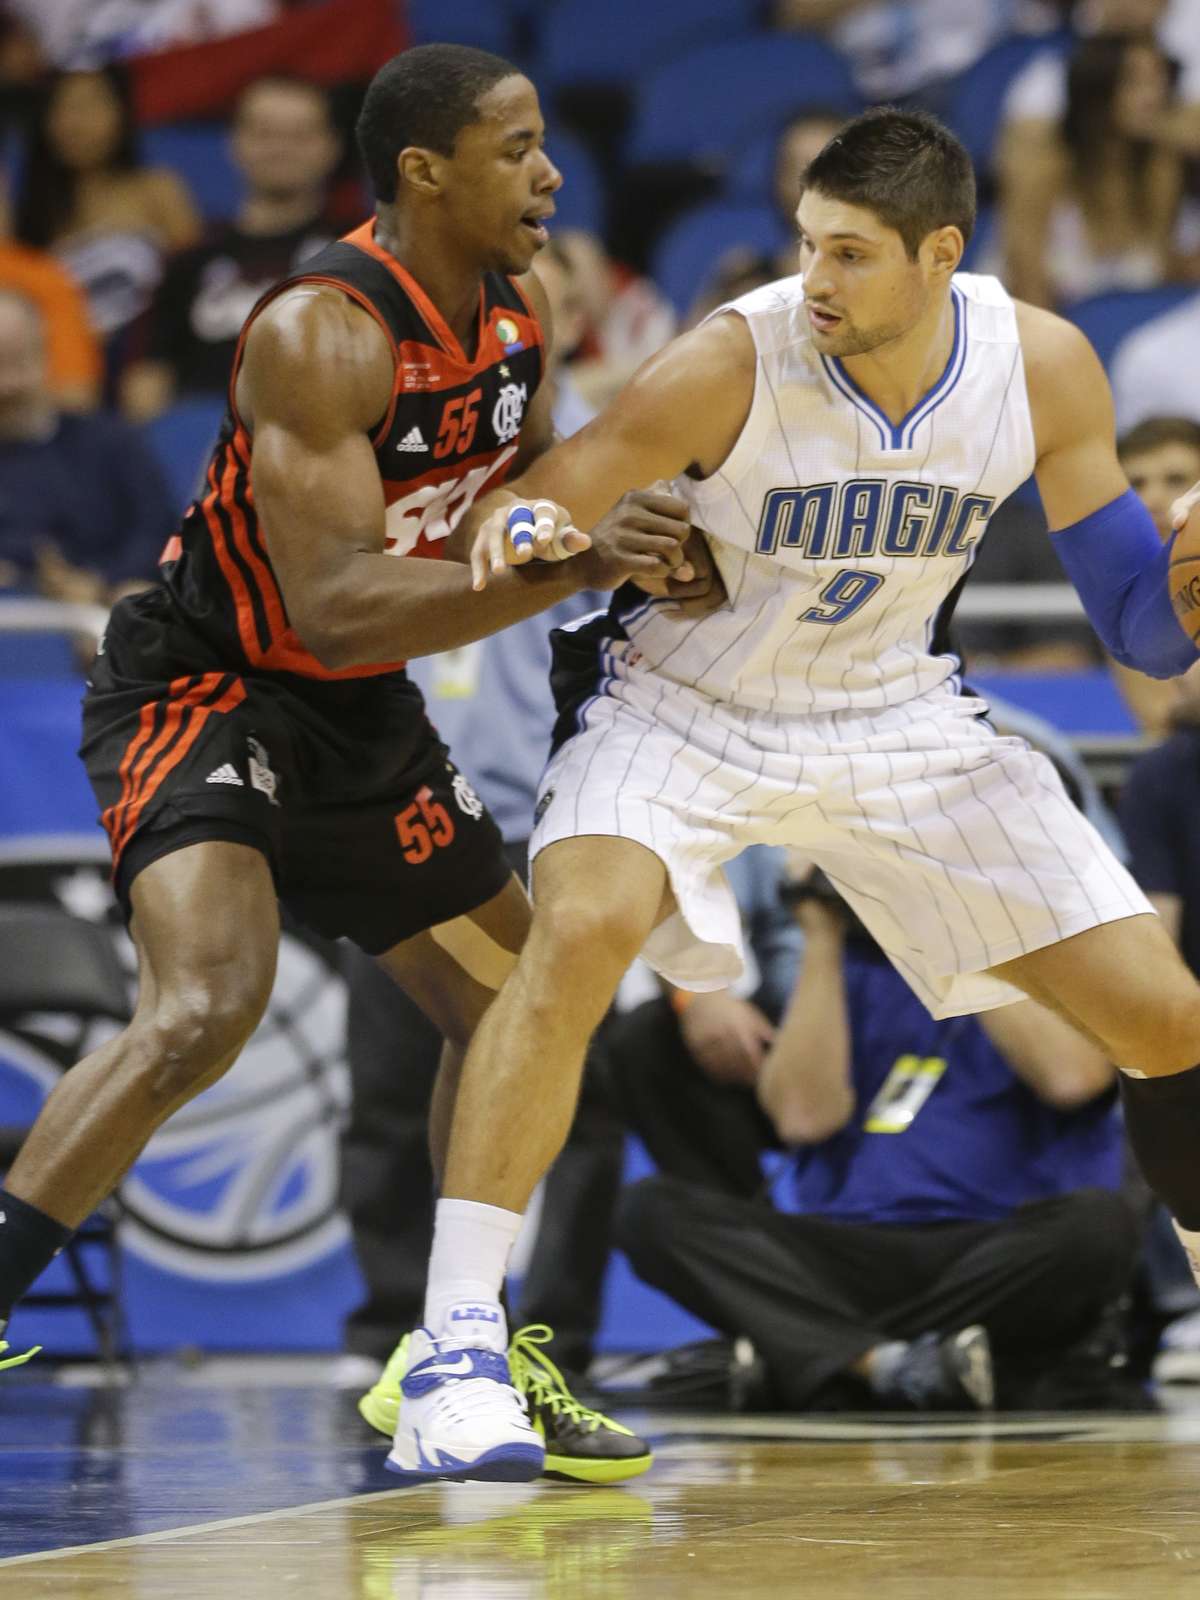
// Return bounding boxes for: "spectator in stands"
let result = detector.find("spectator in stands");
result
[1108,418,1200,735]
[603,848,800,1203]
[999,33,1187,307]
[685,108,846,326]
[617,868,1137,1412]
[1002,1,1200,166]
[0,289,174,602]
[5,0,281,66]
[1112,290,1200,428]
[528,238,597,440]
[554,229,676,412]
[14,64,202,374]
[121,76,345,421]
[0,177,100,410]
[772,0,1059,107]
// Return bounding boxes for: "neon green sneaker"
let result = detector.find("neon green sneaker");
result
[0,1340,40,1371]
[508,1324,653,1485]
[359,1324,653,1485]
[358,1332,408,1437]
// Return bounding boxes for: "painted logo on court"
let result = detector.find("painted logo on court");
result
[0,874,350,1282]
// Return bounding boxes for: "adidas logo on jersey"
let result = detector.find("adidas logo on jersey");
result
[396,426,429,453]
[206,763,244,786]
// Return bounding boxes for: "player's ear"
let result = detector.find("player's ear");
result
[924,225,963,281]
[397,145,443,199]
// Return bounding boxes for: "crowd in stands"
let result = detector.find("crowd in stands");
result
[0,0,1197,655]
[6,0,1200,1403]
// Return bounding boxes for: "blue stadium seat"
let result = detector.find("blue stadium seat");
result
[544,125,605,233]
[142,398,227,519]
[727,130,783,203]
[405,0,516,53]
[652,201,791,318]
[535,0,757,92]
[1061,286,1196,370]
[943,33,1069,177]
[627,34,861,168]
[141,123,243,223]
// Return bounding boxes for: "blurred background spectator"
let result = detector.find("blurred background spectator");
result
[14,64,202,386]
[772,0,1063,107]
[0,287,172,602]
[1109,417,1200,736]
[603,847,800,1204]
[4,0,282,67]
[684,107,845,325]
[999,32,1188,307]
[553,229,676,410]
[0,175,100,410]
[120,75,344,420]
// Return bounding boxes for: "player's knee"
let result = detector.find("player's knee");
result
[135,971,270,1102]
[532,894,647,989]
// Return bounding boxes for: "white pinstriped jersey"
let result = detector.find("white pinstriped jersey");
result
[617,271,1036,716]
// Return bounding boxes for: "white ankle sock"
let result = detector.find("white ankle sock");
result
[424,1197,522,1346]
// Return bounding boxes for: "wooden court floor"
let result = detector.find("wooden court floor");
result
[4,1375,1200,1598]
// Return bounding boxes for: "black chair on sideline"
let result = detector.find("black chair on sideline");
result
[0,902,133,1367]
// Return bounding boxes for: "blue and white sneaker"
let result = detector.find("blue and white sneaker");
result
[385,1318,545,1485]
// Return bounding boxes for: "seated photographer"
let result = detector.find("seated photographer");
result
[603,844,800,1202]
[615,870,1139,1411]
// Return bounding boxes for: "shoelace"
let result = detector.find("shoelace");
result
[508,1324,602,1432]
[0,1340,39,1371]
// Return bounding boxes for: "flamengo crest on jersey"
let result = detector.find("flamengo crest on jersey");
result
[610,272,1035,716]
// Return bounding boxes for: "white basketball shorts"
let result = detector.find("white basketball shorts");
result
[529,664,1150,1019]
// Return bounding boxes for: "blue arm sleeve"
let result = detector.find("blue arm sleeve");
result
[1049,489,1198,679]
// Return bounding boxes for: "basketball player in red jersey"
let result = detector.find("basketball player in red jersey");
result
[0,45,697,1483]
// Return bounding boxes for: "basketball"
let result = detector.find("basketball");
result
[1170,497,1200,645]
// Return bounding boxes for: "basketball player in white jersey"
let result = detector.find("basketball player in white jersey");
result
[380,107,1200,1473]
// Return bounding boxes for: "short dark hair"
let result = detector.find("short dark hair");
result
[802,106,976,260]
[1118,416,1200,460]
[355,43,522,204]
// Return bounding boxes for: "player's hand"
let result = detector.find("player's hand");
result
[470,496,590,590]
[677,991,776,1086]
[576,490,696,591]
[1170,479,1200,534]
[630,527,727,618]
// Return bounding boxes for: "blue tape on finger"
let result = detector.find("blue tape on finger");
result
[507,504,535,551]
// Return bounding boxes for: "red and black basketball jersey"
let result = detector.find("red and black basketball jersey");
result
[158,217,545,681]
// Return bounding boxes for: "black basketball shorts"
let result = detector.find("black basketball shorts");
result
[79,595,512,954]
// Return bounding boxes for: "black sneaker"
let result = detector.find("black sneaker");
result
[890,1326,995,1410]
[508,1325,654,1484]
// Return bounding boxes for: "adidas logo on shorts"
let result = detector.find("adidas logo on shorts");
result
[396,426,429,453]
[206,763,244,786]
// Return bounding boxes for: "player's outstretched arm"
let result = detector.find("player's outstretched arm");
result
[466,311,757,589]
[1019,302,1199,679]
[239,288,677,667]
